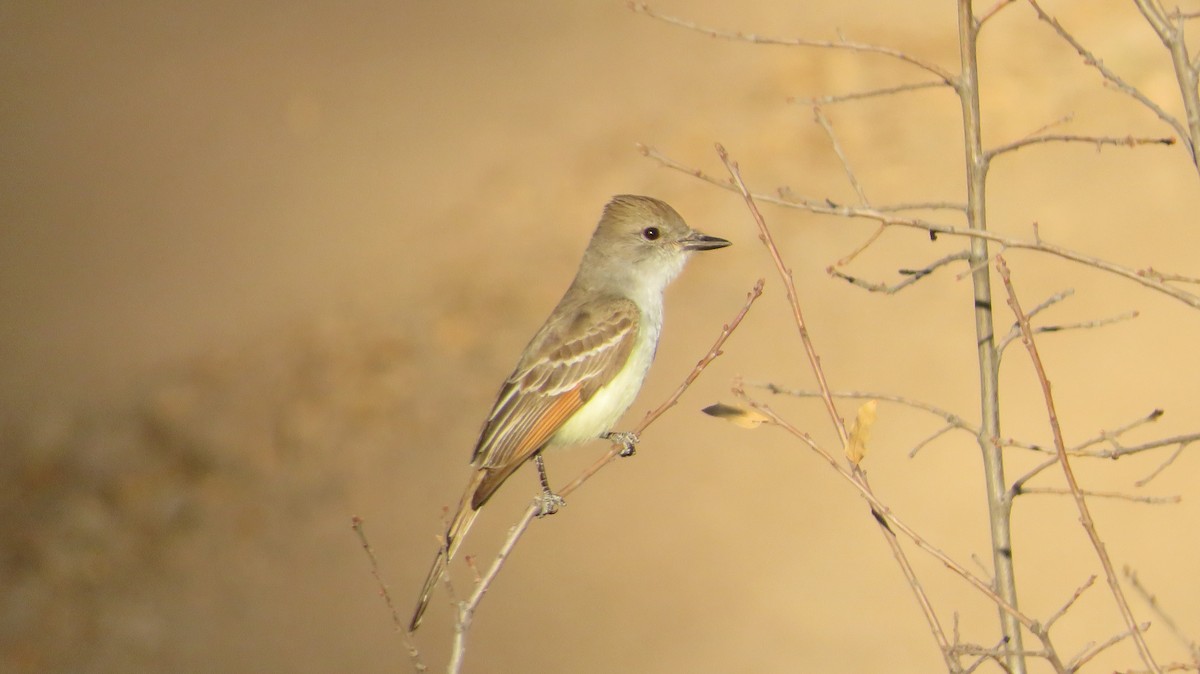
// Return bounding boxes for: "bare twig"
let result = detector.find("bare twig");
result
[629,2,957,83]
[997,254,1162,674]
[1069,622,1155,672]
[780,186,966,212]
[1044,575,1097,632]
[351,517,428,672]
[1140,267,1200,285]
[795,80,949,106]
[811,105,889,267]
[1072,409,1165,453]
[1126,567,1200,663]
[829,251,971,293]
[987,133,1176,160]
[997,305,1140,355]
[814,106,870,206]
[1018,487,1180,505]
[907,423,958,458]
[978,0,1018,26]
[448,513,532,674]
[1134,442,1192,487]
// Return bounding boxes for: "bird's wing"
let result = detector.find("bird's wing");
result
[469,296,640,507]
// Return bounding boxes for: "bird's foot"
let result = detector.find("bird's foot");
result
[534,490,566,518]
[603,431,640,457]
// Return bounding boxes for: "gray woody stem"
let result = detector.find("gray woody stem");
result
[956,3,1026,672]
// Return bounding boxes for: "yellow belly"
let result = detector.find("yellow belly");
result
[547,323,656,447]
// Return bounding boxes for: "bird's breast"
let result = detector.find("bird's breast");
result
[548,315,661,447]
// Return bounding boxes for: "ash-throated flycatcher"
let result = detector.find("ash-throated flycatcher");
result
[408,195,730,631]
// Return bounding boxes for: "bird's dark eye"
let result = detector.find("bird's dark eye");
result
[641,227,660,241]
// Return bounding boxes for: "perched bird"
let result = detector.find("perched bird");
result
[409,195,730,631]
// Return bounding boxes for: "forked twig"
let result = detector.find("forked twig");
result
[629,2,957,84]
[352,517,428,672]
[996,254,1162,674]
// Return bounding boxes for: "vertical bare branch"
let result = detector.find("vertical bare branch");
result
[957,3,1027,671]
[996,255,1162,674]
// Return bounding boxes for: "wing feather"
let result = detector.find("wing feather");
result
[468,296,640,506]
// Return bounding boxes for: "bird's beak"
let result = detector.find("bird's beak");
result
[681,231,732,251]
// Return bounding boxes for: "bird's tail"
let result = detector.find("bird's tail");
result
[409,470,485,632]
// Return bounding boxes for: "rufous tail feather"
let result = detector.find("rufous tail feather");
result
[408,470,485,631]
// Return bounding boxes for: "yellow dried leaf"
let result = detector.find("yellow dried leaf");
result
[701,402,770,429]
[846,399,878,465]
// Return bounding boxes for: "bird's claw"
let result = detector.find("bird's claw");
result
[603,431,640,457]
[535,491,566,518]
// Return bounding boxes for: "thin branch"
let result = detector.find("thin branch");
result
[1140,267,1200,285]
[351,517,428,673]
[814,106,870,206]
[996,254,1162,674]
[783,187,967,212]
[1094,433,1200,460]
[1069,622,1154,672]
[795,80,949,106]
[996,289,1077,355]
[1125,567,1200,663]
[629,2,958,84]
[987,133,1176,160]
[448,513,531,674]
[978,0,1019,26]
[639,143,1200,309]
[1018,487,1180,505]
[1072,408,1165,453]
[998,309,1140,355]
[833,224,888,267]
[907,423,958,458]
[829,251,971,293]
[811,105,882,266]
[1045,575,1097,632]
[1134,442,1191,487]
[1010,456,1061,499]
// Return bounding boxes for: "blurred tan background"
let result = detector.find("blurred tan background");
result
[3,1,1199,672]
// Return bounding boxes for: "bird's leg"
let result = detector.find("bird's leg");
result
[602,431,640,457]
[533,454,565,517]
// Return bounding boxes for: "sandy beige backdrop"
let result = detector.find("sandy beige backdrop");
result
[3,1,1199,672]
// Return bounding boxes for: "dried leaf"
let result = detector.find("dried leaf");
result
[846,400,878,465]
[701,402,770,429]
